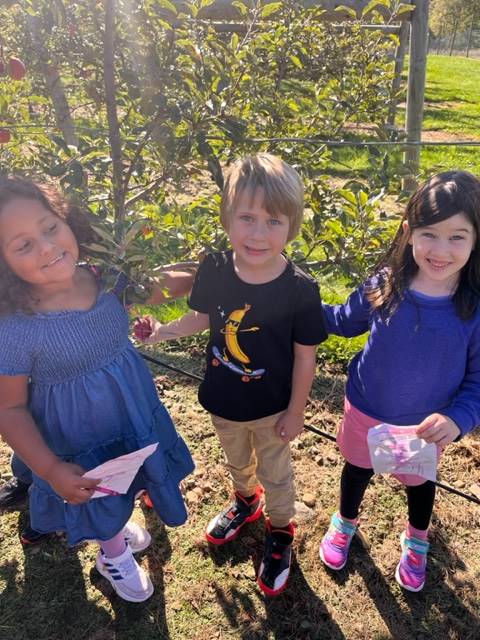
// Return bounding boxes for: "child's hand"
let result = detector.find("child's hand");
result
[133,316,161,343]
[46,461,100,504]
[275,411,304,443]
[416,413,460,446]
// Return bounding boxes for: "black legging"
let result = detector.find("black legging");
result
[339,462,436,530]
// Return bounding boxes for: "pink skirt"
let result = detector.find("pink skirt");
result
[337,397,441,487]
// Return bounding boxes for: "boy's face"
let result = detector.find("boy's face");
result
[227,187,290,273]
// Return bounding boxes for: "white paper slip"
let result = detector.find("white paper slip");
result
[367,423,437,482]
[83,442,158,499]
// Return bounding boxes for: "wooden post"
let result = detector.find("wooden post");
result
[403,0,429,192]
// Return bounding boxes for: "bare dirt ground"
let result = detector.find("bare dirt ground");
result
[2,349,480,640]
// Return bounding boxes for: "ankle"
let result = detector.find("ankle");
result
[406,522,428,541]
[338,512,358,525]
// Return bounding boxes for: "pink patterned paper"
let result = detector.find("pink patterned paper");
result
[367,423,437,482]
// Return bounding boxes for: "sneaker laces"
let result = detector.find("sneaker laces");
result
[330,530,350,550]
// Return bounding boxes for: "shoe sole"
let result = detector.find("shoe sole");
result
[206,503,264,546]
[257,554,291,597]
[394,532,425,592]
[319,544,347,570]
[95,557,154,603]
[257,573,289,597]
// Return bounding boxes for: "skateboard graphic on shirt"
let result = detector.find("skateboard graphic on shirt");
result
[212,303,265,383]
[211,346,265,382]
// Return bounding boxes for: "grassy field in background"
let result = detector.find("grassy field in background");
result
[331,55,480,180]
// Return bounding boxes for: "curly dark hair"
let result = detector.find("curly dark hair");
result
[0,177,94,315]
[367,170,480,320]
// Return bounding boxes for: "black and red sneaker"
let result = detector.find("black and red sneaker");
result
[20,525,54,546]
[257,520,295,596]
[205,487,264,545]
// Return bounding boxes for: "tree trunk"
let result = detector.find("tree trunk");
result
[466,14,475,57]
[449,18,458,56]
[103,0,125,235]
[27,15,78,148]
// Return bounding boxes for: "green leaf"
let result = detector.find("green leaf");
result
[395,3,415,17]
[232,1,249,17]
[157,0,177,15]
[85,243,113,255]
[260,3,282,19]
[289,55,303,69]
[334,5,357,19]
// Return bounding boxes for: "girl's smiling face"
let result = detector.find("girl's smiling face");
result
[404,212,476,295]
[0,197,79,290]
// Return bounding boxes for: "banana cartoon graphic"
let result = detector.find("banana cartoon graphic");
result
[222,304,259,365]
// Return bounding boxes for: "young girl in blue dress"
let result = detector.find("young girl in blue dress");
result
[319,171,480,592]
[0,177,194,602]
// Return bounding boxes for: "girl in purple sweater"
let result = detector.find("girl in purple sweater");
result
[319,171,480,592]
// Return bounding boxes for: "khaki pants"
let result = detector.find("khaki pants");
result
[210,411,296,527]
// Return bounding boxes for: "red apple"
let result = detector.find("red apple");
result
[8,57,26,81]
[0,128,11,144]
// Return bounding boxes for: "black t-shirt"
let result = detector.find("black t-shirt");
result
[188,251,327,421]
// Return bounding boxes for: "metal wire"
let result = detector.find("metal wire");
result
[139,350,480,507]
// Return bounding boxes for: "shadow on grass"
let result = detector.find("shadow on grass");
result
[330,525,480,640]
[90,504,174,640]
[209,519,345,640]
[0,507,174,640]
[0,510,113,640]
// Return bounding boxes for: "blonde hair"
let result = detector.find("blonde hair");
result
[220,153,304,242]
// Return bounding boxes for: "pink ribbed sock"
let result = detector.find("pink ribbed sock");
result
[98,531,126,558]
[407,522,428,540]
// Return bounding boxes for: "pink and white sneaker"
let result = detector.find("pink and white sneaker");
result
[319,512,357,570]
[395,531,429,592]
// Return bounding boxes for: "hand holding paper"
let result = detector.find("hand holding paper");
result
[416,412,460,446]
[82,443,158,499]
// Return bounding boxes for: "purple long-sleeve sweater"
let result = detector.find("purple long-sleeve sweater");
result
[323,280,480,437]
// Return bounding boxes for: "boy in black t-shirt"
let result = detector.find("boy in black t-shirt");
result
[135,153,326,596]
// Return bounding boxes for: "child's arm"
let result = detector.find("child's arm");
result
[322,285,371,337]
[134,310,209,344]
[145,269,196,305]
[275,343,317,443]
[0,375,99,503]
[417,321,480,445]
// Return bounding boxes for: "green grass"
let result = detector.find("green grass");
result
[329,55,480,181]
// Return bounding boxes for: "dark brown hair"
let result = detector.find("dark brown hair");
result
[0,177,94,315]
[367,170,480,320]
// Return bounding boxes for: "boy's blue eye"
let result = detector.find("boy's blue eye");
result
[240,215,253,223]
[268,218,281,226]
[47,223,58,233]
[451,235,465,241]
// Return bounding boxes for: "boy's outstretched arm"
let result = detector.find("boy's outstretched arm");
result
[145,269,196,305]
[275,343,317,443]
[134,310,209,344]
